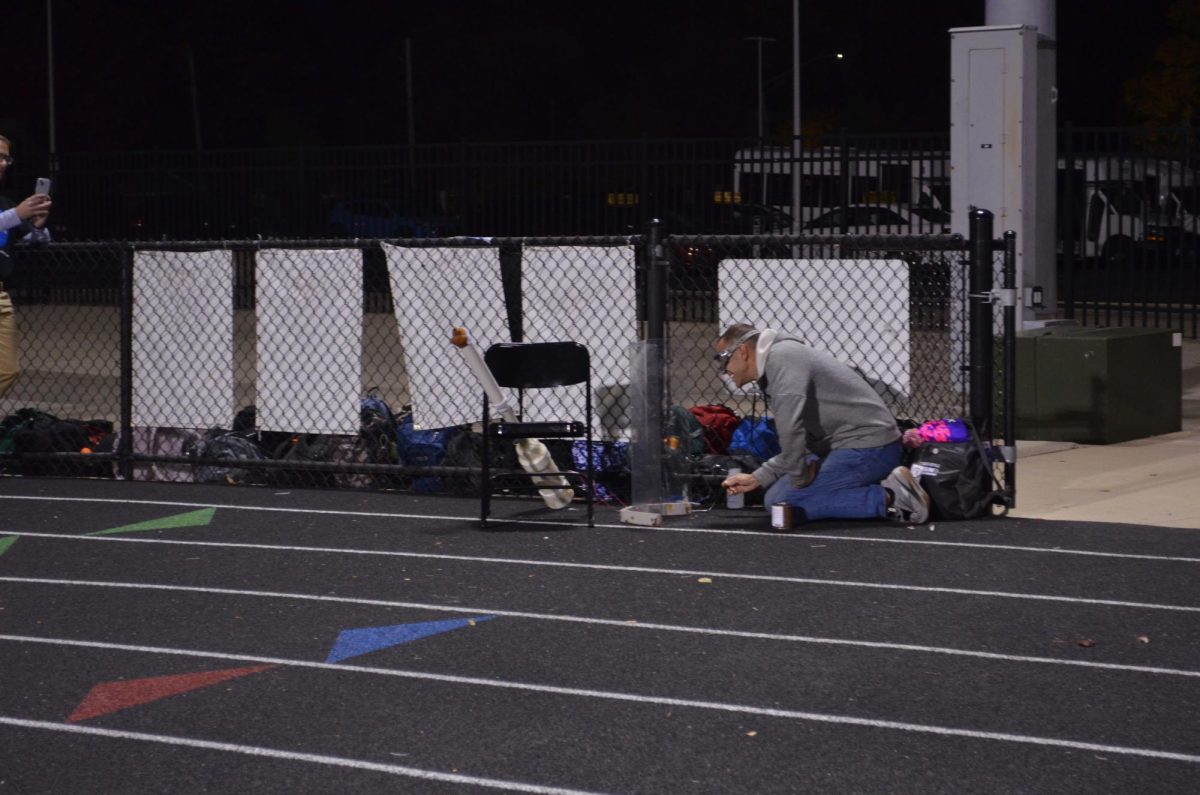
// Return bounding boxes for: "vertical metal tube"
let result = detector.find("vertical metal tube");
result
[791,0,801,237]
[1003,229,1018,506]
[118,245,135,480]
[968,208,995,440]
[646,219,666,344]
[1061,122,1074,319]
[642,219,669,504]
[47,0,56,159]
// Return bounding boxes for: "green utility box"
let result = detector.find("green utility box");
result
[1015,326,1181,444]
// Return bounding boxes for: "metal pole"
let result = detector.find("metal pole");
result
[118,245,135,481]
[1002,229,1017,507]
[790,0,801,236]
[968,208,995,440]
[1062,121,1074,319]
[644,219,668,499]
[645,219,666,344]
[46,0,56,159]
[187,46,203,151]
[405,38,416,190]
[745,36,774,140]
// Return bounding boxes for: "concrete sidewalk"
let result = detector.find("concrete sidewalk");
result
[1009,336,1200,530]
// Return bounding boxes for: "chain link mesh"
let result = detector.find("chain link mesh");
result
[1,232,1000,501]
[663,233,971,424]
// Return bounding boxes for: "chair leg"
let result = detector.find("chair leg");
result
[480,427,490,529]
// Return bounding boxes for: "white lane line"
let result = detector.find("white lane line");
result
[3,640,1199,766]
[4,581,1200,681]
[4,533,1199,614]
[0,716,606,794]
[4,493,1199,565]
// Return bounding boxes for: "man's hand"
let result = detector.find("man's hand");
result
[16,194,51,224]
[721,471,760,496]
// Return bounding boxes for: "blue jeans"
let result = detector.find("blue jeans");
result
[763,441,901,522]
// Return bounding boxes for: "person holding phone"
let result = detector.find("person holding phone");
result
[0,133,53,397]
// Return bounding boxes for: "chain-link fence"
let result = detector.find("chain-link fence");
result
[0,218,1015,508]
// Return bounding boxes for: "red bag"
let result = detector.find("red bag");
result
[688,404,740,455]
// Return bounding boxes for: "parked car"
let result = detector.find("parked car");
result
[326,200,454,239]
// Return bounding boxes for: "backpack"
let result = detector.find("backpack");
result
[668,405,706,458]
[910,421,998,520]
[271,433,342,488]
[728,416,781,460]
[357,392,398,468]
[692,452,765,506]
[440,426,518,495]
[4,409,113,477]
[571,439,632,502]
[688,404,740,455]
[109,426,205,482]
[186,430,268,485]
[395,412,457,493]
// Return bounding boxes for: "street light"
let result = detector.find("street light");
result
[745,36,776,140]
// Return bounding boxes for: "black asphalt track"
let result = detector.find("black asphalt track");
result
[2,476,1200,793]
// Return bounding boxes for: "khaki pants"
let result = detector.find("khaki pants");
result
[0,283,19,397]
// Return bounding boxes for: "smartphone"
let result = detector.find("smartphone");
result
[35,177,52,196]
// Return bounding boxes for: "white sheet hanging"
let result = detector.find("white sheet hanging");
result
[132,250,234,429]
[255,248,362,435]
[382,243,509,430]
[521,245,638,437]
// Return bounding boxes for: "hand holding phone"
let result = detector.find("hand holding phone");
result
[35,177,52,196]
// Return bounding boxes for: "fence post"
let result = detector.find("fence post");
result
[118,245,134,480]
[645,219,667,344]
[1061,121,1074,320]
[968,208,995,440]
[839,128,851,234]
[645,218,668,447]
[1002,229,1018,506]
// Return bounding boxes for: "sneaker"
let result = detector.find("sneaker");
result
[882,466,930,524]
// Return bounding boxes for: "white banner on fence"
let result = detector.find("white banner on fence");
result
[382,243,509,430]
[256,248,362,435]
[521,245,638,438]
[718,259,911,400]
[132,250,234,429]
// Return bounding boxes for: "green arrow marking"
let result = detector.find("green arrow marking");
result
[0,536,17,557]
[89,508,216,536]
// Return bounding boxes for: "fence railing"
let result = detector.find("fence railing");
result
[42,126,1200,335]
[0,218,1015,509]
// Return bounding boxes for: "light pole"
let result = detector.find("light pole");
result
[791,4,843,233]
[745,36,776,140]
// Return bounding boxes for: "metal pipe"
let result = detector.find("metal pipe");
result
[968,208,995,440]
[1003,229,1018,506]
[118,245,134,480]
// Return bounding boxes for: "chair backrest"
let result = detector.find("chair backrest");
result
[484,342,590,389]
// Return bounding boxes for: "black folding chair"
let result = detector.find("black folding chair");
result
[480,341,594,528]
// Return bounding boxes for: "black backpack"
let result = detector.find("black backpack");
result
[271,433,341,488]
[3,409,112,477]
[910,425,1000,520]
[185,430,268,485]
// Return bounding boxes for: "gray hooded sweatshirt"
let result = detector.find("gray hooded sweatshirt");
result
[752,333,900,489]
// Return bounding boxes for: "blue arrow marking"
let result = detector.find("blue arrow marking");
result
[324,616,495,664]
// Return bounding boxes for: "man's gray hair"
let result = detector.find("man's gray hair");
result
[718,323,760,347]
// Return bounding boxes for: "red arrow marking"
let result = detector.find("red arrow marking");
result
[67,665,276,723]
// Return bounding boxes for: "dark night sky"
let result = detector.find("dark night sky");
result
[1,0,1184,153]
